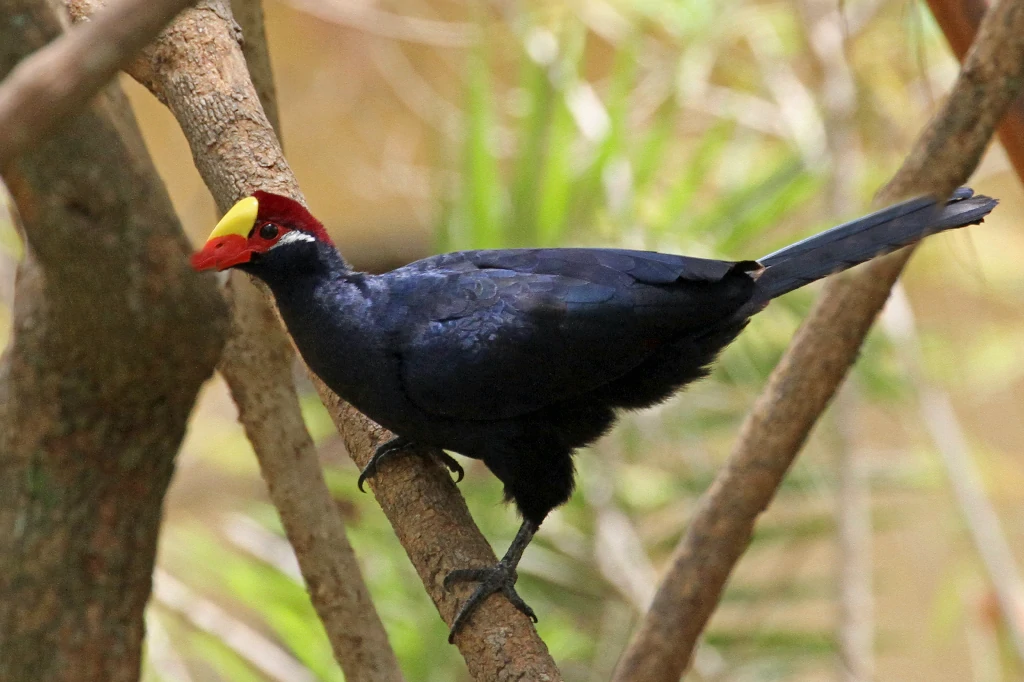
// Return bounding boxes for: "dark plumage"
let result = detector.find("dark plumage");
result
[192,187,997,640]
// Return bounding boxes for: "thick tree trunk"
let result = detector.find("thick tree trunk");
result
[0,3,227,680]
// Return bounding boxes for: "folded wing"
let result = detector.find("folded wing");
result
[388,248,758,421]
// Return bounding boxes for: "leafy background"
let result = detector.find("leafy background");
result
[2,0,1024,680]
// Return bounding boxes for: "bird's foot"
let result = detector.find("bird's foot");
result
[443,520,539,643]
[357,436,464,492]
[444,561,537,643]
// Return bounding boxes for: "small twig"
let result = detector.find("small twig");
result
[833,389,875,682]
[683,82,792,139]
[745,19,827,166]
[582,447,658,611]
[367,39,466,143]
[883,285,1024,663]
[613,1,1024,679]
[222,513,303,581]
[584,447,726,681]
[153,570,316,682]
[145,612,196,682]
[0,0,195,167]
[280,0,478,47]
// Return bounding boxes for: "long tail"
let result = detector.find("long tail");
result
[747,187,997,309]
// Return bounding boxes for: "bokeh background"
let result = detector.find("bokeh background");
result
[3,0,1024,680]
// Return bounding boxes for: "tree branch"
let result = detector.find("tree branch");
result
[62,1,404,679]
[927,0,1024,183]
[65,1,561,677]
[612,1,1024,679]
[230,0,280,137]
[218,275,405,682]
[0,1,226,679]
[208,2,403,678]
[0,0,196,167]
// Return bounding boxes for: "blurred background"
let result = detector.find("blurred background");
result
[3,0,1024,679]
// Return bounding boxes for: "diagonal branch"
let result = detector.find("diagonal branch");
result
[0,0,196,167]
[214,3,402,679]
[65,1,404,679]
[65,1,561,678]
[217,274,405,682]
[230,0,280,136]
[927,0,1024,183]
[612,1,1024,680]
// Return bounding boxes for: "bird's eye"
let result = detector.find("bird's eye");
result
[259,223,279,240]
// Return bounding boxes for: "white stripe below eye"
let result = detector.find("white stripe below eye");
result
[270,231,317,249]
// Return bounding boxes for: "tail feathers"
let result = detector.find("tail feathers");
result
[748,187,997,308]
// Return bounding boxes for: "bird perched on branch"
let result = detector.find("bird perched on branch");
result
[192,187,996,641]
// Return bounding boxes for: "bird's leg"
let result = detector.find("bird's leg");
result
[357,436,464,492]
[443,519,539,642]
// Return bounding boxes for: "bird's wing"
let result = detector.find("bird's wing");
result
[385,248,758,421]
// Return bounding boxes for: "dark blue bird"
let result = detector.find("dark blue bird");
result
[192,187,996,640]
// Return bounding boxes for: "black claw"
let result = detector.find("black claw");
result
[436,451,465,483]
[356,467,374,493]
[357,436,411,492]
[357,437,466,492]
[502,584,537,622]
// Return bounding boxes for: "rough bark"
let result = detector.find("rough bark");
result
[65,1,560,678]
[230,0,280,136]
[927,0,1024,182]
[0,0,197,167]
[0,3,227,682]
[612,0,1024,680]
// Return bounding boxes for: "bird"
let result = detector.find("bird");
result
[192,187,996,641]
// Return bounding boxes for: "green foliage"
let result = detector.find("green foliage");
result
[456,48,505,250]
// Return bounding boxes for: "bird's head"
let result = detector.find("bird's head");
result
[191,192,335,273]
